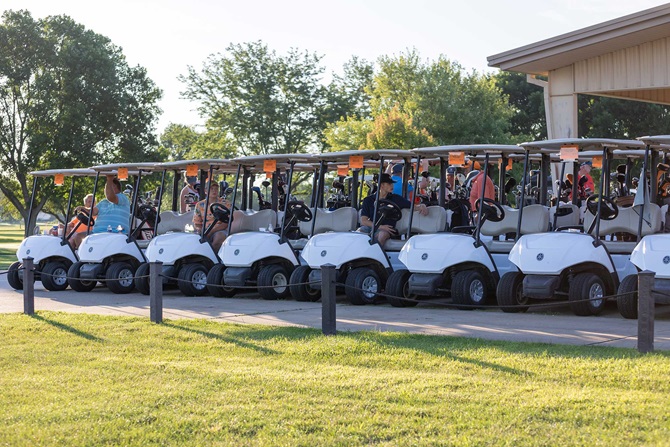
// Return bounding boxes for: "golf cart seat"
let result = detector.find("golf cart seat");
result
[298,207,359,236]
[481,204,550,253]
[384,206,448,251]
[232,209,277,233]
[584,203,662,253]
[157,210,195,234]
[550,203,581,229]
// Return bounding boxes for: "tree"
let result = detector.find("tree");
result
[365,106,434,149]
[0,10,162,231]
[180,41,327,156]
[493,71,546,142]
[579,95,670,138]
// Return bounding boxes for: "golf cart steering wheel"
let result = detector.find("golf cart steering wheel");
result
[287,200,313,222]
[77,208,95,227]
[210,202,231,223]
[377,199,403,222]
[138,204,160,224]
[586,194,619,221]
[474,198,505,223]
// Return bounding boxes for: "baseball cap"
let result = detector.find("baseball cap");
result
[580,161,592,167]
[392,163,404,174]
[379,173,396,184]
[447,167,456,175]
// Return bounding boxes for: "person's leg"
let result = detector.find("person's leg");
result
[71,232,85,249]
[375,229,392,245]
[211,231,227,252]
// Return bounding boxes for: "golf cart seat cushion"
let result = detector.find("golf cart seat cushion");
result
[480,205,549,237]
[384,206,448,251]
[233,209,278,233]
[157,210,195,234]
[298,207,358,235]
[550,204,581,228]
[583,203,661,238]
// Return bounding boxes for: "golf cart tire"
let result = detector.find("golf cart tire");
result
[177,263,210,296]
[386,269,418,307]
[289,265,321,302]
[257,264,291,301]
[345,267,380,305]
[67,262,97,292]
[451,270,491,309]
[569,272,606,316]
[41,261,70,291]
[617,274,638,319]
[135,263,150,295]
[497,271,529,313]
[7,261,23,290]
[206,264,237,298]
[106,262,136,294]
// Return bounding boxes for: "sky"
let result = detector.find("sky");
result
[3,0,668,136]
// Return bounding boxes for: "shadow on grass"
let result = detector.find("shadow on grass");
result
[162,322,281,355]
[31,314,105,342]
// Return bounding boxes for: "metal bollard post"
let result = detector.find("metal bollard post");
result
[321,264,336,335]
[150,261,163,324]
[23,257,34,316]
[637,270,654,353]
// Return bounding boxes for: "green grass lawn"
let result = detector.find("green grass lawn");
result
[0,224,23,269]
[1,312,669,446]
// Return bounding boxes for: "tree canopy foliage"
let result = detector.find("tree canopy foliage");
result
[0,10,162,229]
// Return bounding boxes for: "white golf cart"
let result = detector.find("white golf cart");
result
[68,162,161,293]
[388,145,553,308]
[617,135,670,318]
[501,138,656,316]
[135,159,238,296]
[294,149,447,305]
[9,168,97,291]
[209,154,316,300]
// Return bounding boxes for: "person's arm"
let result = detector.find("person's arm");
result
[179,187,188,213]
[192,203,204,233]
[105,175,118,204]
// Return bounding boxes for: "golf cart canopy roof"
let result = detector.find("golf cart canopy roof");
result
[29,168,97,177]
[578,149,648,160]
[520,138,645,151]
[638,135,670,146]
[232,154,314,164]
[314,149,413,162]
[90,162,163,172]
[414,144,523,157]
[157,159,235,172]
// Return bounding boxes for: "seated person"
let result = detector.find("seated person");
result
[193,181,231,252]
[71,176,129,249]
[358,173,428,245]
[67,194,94,239]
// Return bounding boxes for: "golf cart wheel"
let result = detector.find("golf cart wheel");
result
[41,261,70,291]
[617,274,638,319]
[451,270,492,309]
[345,267,380,305]
[177,263,210,296]
[569,272,606,316]
[135,263,151,295]
[7,261,23,290]
[497,271,529,313]
[258,264,291,301]
[67,262,97,292]
[289,265,320,302]
[106,262,136,294]
[385,269,418,308]
[206,264,236,298]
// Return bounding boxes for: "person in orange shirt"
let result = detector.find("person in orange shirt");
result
[67,194,95,247]
[469,170,495,212]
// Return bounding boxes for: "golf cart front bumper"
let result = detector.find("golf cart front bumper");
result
[522,275,560,299]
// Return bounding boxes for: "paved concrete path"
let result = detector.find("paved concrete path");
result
[1,276,669,350]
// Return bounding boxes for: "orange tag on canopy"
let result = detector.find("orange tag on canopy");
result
[117,167,128,181]
[348,155,364,169]
[54,174,64,186]
[450,152,465,165]
[186,164,198,177]
[560,145,579,161]
[263,159,277,172]
[506,159,513,171]
[266,173,272,179]
[591,156,603,168]
[337,165,349,176]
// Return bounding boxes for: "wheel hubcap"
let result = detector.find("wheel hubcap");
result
[272,273,287,292]
[118,269,134,288]
[53,268,67,286]
[589,283,604,307]
[192,270,207,290]
[469,279,484,303]
[361,276,378,298]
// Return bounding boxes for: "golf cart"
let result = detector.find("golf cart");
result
[501,138,656,316]
[387,145,553,308]
[210,154,315,300]
[293,149,448,305]
[68,162,161,293]
[9,168,97,291]
[617,135,670,318]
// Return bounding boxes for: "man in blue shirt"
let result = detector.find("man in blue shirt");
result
[390,163,414,199]
[359,173,427,245]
